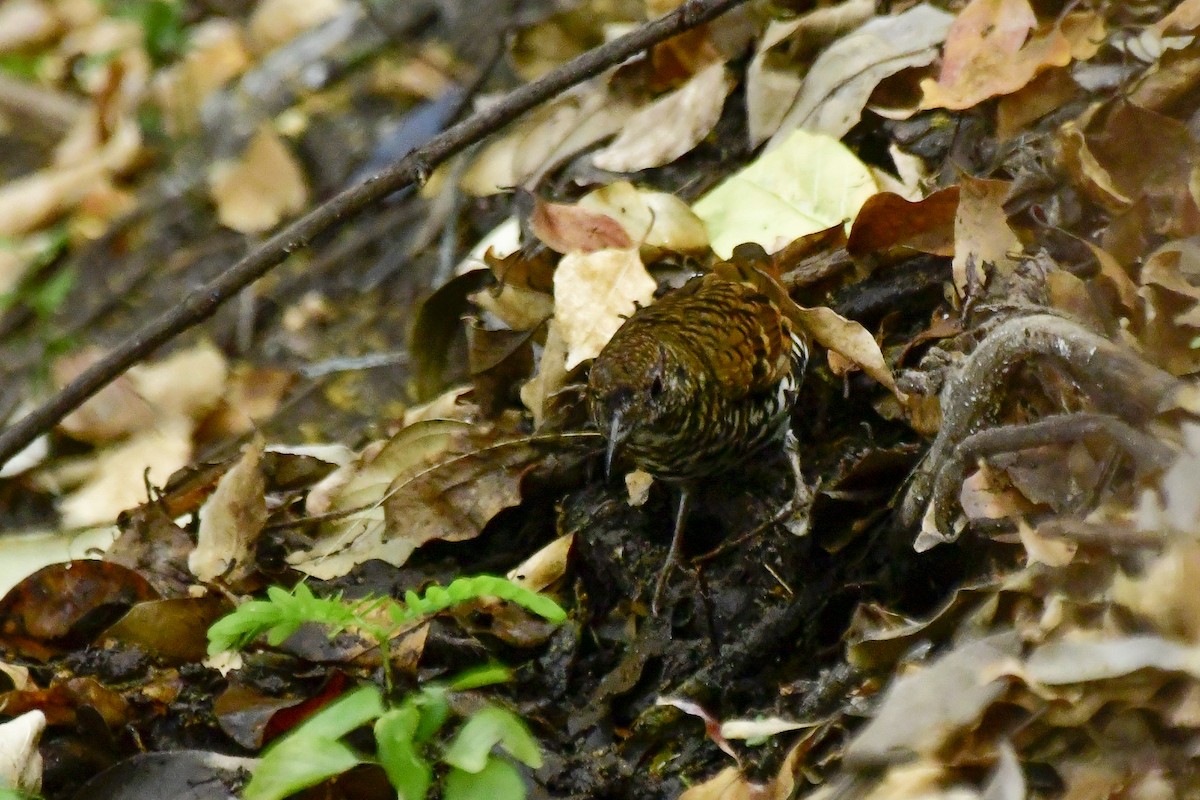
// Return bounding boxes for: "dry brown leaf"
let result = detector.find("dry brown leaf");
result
[952,177,1019,300]
[845,631,1020,765]
[519,319,569,428]
[189,438,267,584]
[920,0,1072,111]
[209,124,309,234]
[507,533,572,593]
[460,80,635,195]
[289,420,536,579]
[847,187,959,257]
[591,61,731,173]
[471,284,555,332]
[553,248,656,370]
[1017,519,1076,568]
[528,194,633,254]
[745,0,876,145]
[792,305,900,396]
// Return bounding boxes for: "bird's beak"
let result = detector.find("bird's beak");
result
[605,411,625,480]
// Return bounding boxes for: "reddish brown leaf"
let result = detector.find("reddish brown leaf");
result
[847,187,960,258]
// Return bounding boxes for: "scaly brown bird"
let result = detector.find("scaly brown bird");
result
[587,253,809,611]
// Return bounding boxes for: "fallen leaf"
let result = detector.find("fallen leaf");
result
[528,193,633,253]
[693,129,877,258]
[0,710,43,794]
[952,177,1020,300]
[591,61,732,173]
[189,438,267,585]
[768,3,953,144]
[791,305,900,396]
[460,79,635,195]
[920,0,1073,111]
[209,123,309,234]
[577,181,709,254]
[519,319,570,428]
[553,248,656,369]
[845,631,1020,765]
[745,0,876,145]
[59,417,195,528]
[289,420,537,579]
[847,187,959,257]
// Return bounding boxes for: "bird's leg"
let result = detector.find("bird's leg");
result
[651,484,690,614]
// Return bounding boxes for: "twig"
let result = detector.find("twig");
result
[0,0,749,469]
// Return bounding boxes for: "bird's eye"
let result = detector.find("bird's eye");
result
[649,375,665,397]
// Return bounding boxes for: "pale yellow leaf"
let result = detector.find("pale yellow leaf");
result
[693,129,877,258]
[553,248,656,369]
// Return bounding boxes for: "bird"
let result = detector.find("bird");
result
[587,247,809,612]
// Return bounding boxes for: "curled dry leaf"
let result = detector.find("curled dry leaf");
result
[767,3,953,145]
[59,417,195,528]
[460,80,635,196]
[745,0,876,145]
[791,304,900,397]
[289,419,537,579]
[591,61,732,173]
[189,437,267,585]
[845,631,1020,766]
[519,319,569,428]
[553,247,657,370]
[209,123,309,234]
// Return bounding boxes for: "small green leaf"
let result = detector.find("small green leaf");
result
[443,707,543,772]
[413,687,450,743]
[243,737,362,800]
[447,663,512,691]
[288,685,385,741]
[444,757,526,800]
[375,706,432,800]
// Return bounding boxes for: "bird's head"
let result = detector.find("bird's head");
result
[587,335,687,477]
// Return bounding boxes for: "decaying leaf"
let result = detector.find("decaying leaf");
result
[791,304,901,396]
[288,419,537,579]
[952,177,1020,300]
[920,0,1073,111]
[528,193,633,254]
